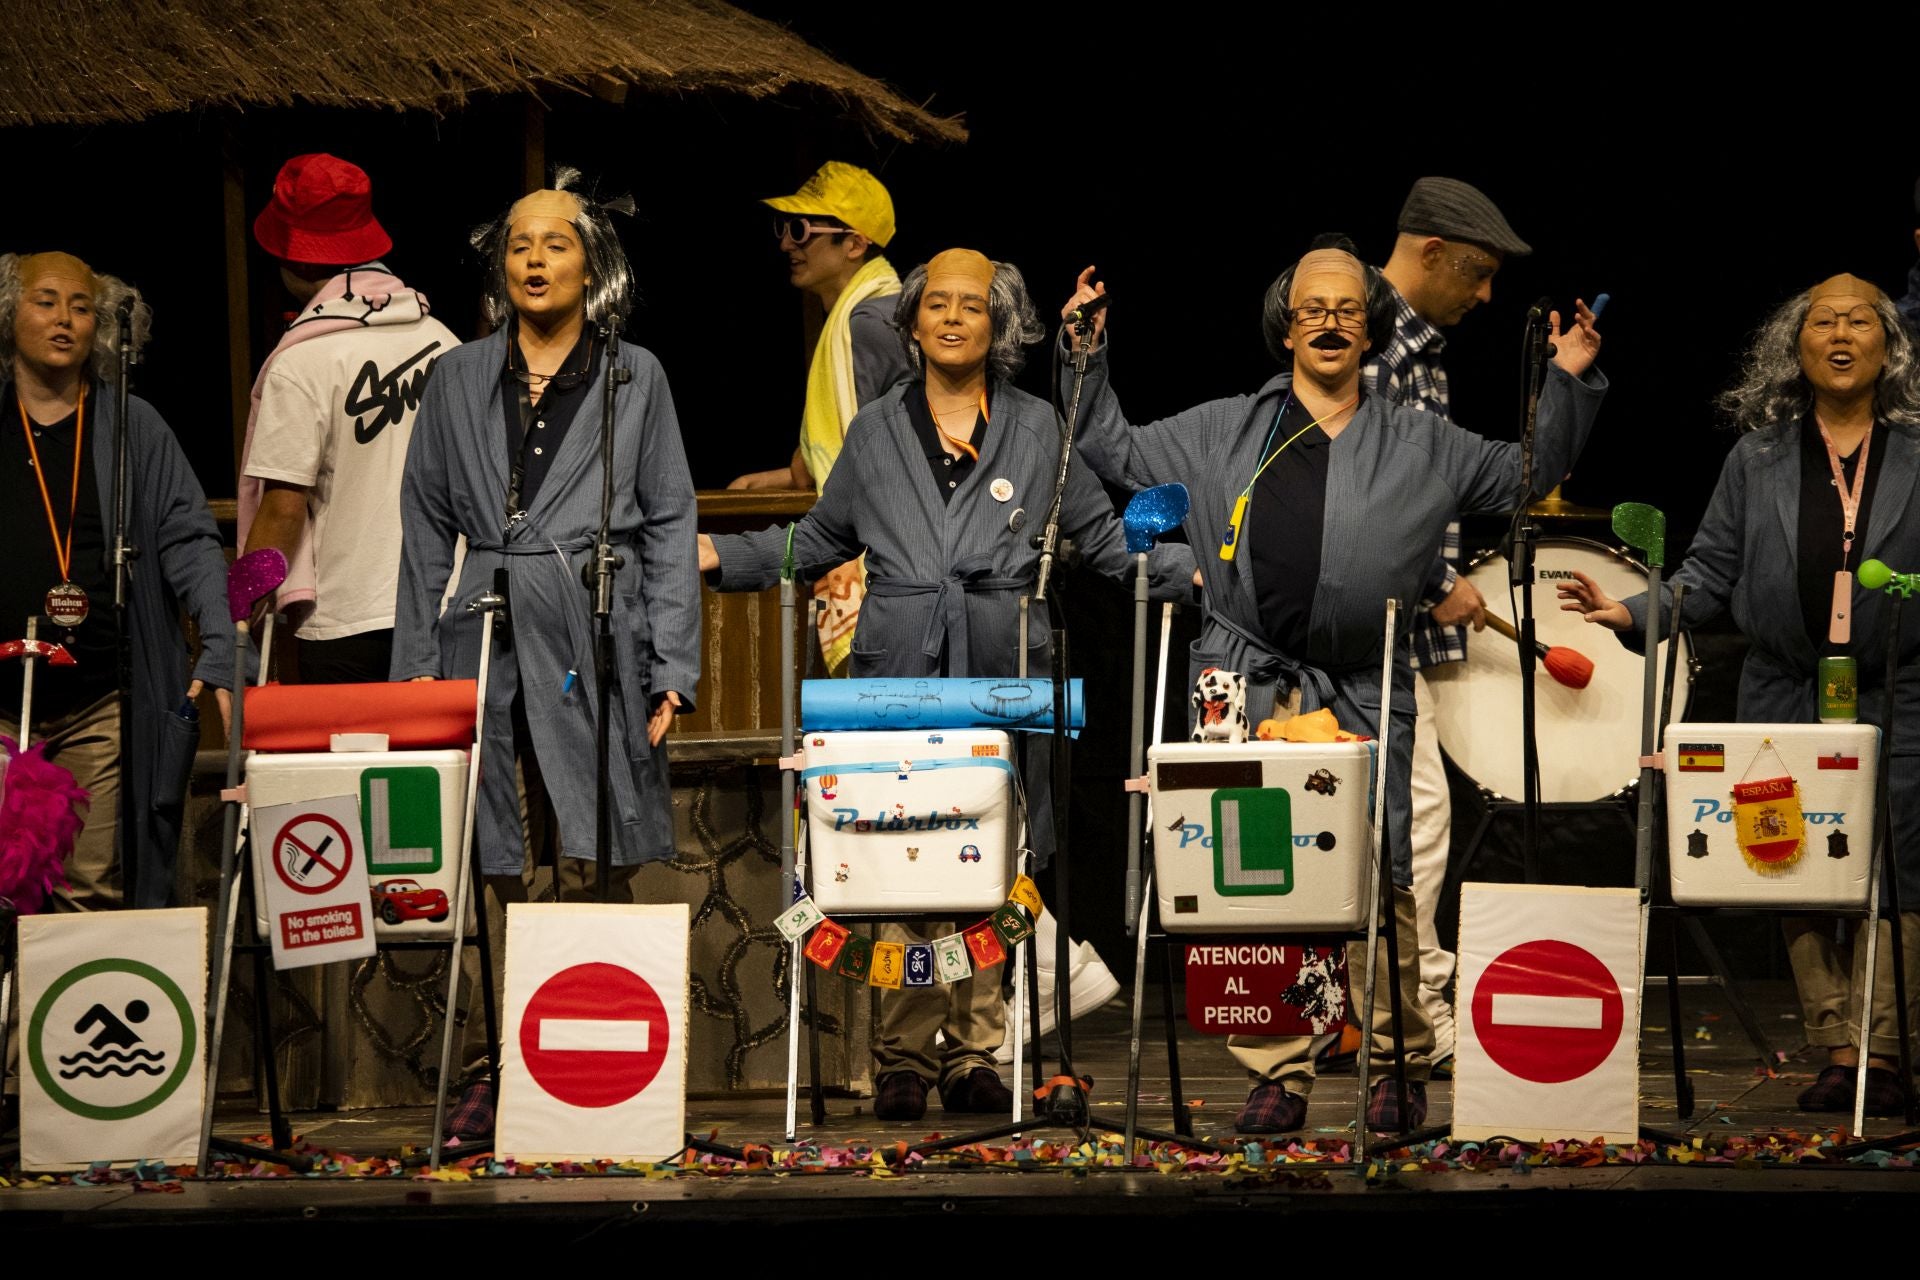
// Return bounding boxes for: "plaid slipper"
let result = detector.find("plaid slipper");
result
[444,1079,495,1140]
[1235,1081,1308,1134]
[874,1071,929,1122]
[1367,1079,1428,1134]
[1796,1064,1855,1112]
[940,1067,1013,1114]
[1862,1067,1911,1117]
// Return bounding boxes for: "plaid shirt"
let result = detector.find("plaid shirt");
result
[1364,284,1467,668]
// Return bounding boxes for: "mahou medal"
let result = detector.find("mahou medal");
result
[45,581,89,628]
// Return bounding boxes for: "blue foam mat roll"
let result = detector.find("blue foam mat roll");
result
[801,678,1085,733]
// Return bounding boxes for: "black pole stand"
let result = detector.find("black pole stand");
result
[908,318,1100,1158]
[111,298,141,908]
[585,317,631,905]
[1507,305,1555,883]
[577,320,741,1162]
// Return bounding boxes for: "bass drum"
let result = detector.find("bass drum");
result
[1424,537,1694,803]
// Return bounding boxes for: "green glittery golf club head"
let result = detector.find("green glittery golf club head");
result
[1612,502,1666,569]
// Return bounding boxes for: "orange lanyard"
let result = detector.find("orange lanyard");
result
[927,389,989,462]
[1816,415,1872,570]
[17,388,86,582]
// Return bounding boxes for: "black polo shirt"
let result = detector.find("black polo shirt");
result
[500,323,598,518]
[1249,392,1339,656]
[0,382,116,722]
[1797,413,1885,654]
[905,382,991,503]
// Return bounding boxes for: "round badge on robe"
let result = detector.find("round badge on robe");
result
[990,477,1014,503]
[45,582,90,629]
[1008,507,1026,533]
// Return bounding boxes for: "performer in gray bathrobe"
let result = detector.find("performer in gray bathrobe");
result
[701,249,1193,1123]
[392,180,700,1140]
[1,251,238,911]
[1562,273,1920,1118]
[1057,245,1607,1135]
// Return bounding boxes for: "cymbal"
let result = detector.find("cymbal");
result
[1528,494,1614,520]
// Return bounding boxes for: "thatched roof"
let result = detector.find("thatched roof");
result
[0,0,965,142]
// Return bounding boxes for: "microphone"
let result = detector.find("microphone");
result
[1859,559,1920,594]
[1065,293,1111,326]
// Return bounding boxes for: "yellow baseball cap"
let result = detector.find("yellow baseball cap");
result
[762,161,895,248]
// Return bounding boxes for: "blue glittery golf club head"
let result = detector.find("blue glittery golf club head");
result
[1123,483,1191,553]
[1612,502,1665,570]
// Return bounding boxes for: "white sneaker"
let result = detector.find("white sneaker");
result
[994,941,1122,1064]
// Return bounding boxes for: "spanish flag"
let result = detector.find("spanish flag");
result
[1677,743,1726,772]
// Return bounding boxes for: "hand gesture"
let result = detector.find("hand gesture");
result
[1549,298,1603,378]
[648,690,683,747]
[697,533,719,574]
[1430,575,1487,630]
[1556,569,1631,631]
[1061,265,1107,351]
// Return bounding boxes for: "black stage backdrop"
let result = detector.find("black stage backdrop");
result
[4,21,1912,978]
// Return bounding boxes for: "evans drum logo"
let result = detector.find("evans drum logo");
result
[1537,569,1583,581]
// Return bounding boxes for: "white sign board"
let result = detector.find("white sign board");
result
[497,902,689,1163]
[19,909,208,1170]
[250,792,376,969]
[1453,883,1641,1144]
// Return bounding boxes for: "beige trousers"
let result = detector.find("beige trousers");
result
[1227,886,1434,1095]
[872,921,1006,1087]
[1407,670,1456,1064]
[2,692,122,913]
[1782,913,1920,1059]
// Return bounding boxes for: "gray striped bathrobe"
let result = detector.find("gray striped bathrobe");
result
[391,330,700,874]
[1068,346,1607,884]
[708,378,1195,864]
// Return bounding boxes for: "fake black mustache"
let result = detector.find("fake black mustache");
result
[1308,331,1352,350]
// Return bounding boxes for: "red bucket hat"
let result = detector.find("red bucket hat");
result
[253,153,392,265]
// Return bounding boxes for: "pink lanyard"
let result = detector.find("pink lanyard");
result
[1816,416,1872,644]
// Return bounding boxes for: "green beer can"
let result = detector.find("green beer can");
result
[1819,656,1858,724]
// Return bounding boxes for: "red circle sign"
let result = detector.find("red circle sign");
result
[272,814,355,896]
[1470,939,1624,1084]
[521,962,670,1109]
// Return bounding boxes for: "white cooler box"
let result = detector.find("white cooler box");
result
[802,730,1014,915]
[248,750,469,941]
[1150,740,1375,933]
[1665,723,1877,909]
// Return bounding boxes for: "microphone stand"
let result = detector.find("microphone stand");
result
[1508,305,1554,882]
[586,316,631,902]
[112,299,142,906]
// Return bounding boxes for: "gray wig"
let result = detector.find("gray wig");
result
[1718,291,1920,431]
[893,259,1048,383]
[471,167,637,332]
[0,253,153,382]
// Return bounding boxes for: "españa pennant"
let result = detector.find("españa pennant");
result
[804,918,851,969]
[933,933,972,983]
[834,932,875,981]
[869,941,905,990]
[775,895,826,943]
[904,944,935,987]
[962,919,1007,969]
[1008,875,1045,918]
[1732,775,1806,871]
[991,904,1035,949]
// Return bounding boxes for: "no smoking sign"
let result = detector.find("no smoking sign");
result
[274,812,355,895]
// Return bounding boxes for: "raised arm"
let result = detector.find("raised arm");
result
[704,416,872,591]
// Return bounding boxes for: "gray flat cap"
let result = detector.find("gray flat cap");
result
[1397,177,1531,257]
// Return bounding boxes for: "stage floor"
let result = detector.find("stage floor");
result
[4,978,1916,1234]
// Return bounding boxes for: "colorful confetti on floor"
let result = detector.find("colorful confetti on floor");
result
[4,1126,1917,1190]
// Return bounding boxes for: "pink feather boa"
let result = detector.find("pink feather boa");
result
[0,736,88,914]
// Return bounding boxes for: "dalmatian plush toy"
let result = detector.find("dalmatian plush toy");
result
[1190,666,1249,743]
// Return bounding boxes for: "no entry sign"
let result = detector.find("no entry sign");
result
[1469,939,1624,1084]
[251,794,375,970]
[1453,884,1641,1144]
[498,903,689,1163]
[520,963,670,1109]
